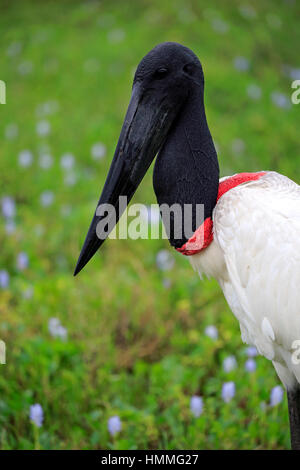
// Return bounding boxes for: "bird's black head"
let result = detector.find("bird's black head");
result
[74,43,208,275]
[133,42,204,93]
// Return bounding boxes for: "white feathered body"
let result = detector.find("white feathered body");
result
[190,171,300,389]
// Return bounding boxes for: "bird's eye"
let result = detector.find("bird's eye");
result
[183,63,195,76]
[154,67,169,79]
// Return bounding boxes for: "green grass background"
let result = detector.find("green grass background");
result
[0,0,299,449]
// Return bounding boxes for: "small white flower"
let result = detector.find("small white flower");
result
[22,286,34,300]
[97,14,115,28]
[39,153,53,169]
[60,153,75,170]
[177,7,195,24]
[156,250,174,271]
[91,143,106,160]
[33,30,49,44]
[108,415,122,436]
[38,143,51,154]
[0,270,10,289]
[18,61,33,76]
[6,41,22,57]
[162,278,171,289]
[239,5,256,19]
[2,196,16,218]
[5,219,16,234]
[18,150,33,168]
[247,84,262,100]
[107,29,125,44]
[211,18,229,34]
[223,355,237,373]
[48,317,68,340]
[245,358,256,372]
[270,385,284,407]
[231,138,245,154]
[245,346,258,357]
[64,173,77,186]
[60,205,72,217]
[204,325,218,340]
[5,123,19,140]
[282,65,300,81]
[55,325,68,340]
[48,318,60,333]
[271,91,291,109]
[83,168,93,180]
[29,404,43,427]
[17,252,29,271]
[290,68,300,80]
[260,401,267,412]
[36,100,59,117]
[190,395,203,417]
[40,191,54,207]
[56,255,67,269]
[36,120,51,137]
[222,381,236,403]
[233,56,250,72]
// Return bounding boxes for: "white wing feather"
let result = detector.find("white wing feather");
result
[212,172,300,386]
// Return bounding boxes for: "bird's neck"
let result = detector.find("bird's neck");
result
[153,86,219,249]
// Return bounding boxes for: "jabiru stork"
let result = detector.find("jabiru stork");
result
[74,42,300,449]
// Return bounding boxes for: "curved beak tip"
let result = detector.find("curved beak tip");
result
[73,265,81,277]
[74,228,103,276]
[73,258,85,277]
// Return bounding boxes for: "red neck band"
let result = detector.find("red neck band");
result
[176,172,266,256]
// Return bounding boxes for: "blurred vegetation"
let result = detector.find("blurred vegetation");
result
[0,0,299,449]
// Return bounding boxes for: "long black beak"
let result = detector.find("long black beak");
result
[74,83,179,275]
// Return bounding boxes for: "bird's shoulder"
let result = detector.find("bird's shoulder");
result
[214,171,300,239]
[212,171,300,359]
